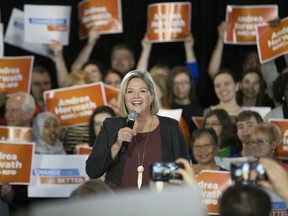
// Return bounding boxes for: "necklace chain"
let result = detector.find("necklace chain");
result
[134,116,153,167]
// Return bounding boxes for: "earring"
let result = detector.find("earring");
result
[282,96,285,101]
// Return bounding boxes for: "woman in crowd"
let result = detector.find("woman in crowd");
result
[205,69,243,121]
[190,128,227,174]
[32,112,66,154]
[208,21,261,79]
[236,69,274,108]
[136,33,199,87]
[168,66,203,135]
[80,60,105,83]
[49,27,101,87]
[264,73,288,121]
[203,109,240,158]
[250,122,281,159]
[74,106,117,153]
[86,70,189,190]
[152,73,190,144]
[103,69,123,89]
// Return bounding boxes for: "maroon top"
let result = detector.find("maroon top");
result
[108,125,162,191]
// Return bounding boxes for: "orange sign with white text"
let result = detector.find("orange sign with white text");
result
[196,171,232,215]
[269,119,288,160]
[44,82,107,127]
[78,0,123,39]
[0,142,34,184]
[147,2,191,42]
[257,17,288,63]
[78,146,92,155]
[0,56,34,93]
[225,5,278,44]
[104,84,119,115]
[0,126,32,142]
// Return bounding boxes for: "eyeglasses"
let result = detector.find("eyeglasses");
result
[173,81,191,87]
[204,122,222,127]
[250,139,272,146]
[193,144,213,151]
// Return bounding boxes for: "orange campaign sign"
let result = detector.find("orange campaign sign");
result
[0,141,34,184]
[0,56,34,94]
[225,5,278,44]
[192,116,204,129]
[0,126,32,142]
[104,84,119,115]
[257,17,288,63]
[147,2,191,43]
[269,119,288,160]
[77,146,92,155]
[44,82,107,127]
[196,171,232,215]
[78,0,123,39]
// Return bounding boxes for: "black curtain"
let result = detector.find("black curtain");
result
[1,0,288,107]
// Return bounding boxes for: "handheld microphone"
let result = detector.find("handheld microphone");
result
[120,111,137,154]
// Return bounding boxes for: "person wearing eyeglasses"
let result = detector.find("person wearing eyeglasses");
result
[168,66,203,136]
[190,128,227,174]
[202,109,240,158]
[250,122,288,171]
[250,122,281,159]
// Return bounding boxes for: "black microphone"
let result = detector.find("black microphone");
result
[120,111,137,154]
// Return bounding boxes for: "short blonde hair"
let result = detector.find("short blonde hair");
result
[118,70,159,117]
[251,122,282,148]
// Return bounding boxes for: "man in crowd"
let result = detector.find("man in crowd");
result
[236,110,263,157]
[31,65,52,114]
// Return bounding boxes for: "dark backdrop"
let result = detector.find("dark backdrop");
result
[1,0,288,107]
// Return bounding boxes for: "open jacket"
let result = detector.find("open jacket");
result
[85,115,189,186]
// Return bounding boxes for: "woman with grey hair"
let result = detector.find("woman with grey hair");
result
[86,70,189,190]
[250,122,281,159]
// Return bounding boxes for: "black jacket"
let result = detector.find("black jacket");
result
[85,115,189,186]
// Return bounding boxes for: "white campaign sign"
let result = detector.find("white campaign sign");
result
[157,108,182,121]
[24,5,71,45]
[4,8,52,58]
[28,154,89,198]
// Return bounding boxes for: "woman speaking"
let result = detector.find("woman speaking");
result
[86,70,189,190]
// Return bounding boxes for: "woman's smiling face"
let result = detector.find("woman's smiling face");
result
[125,78,153,115]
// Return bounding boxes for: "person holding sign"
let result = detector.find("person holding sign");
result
[86,70,189,190]
[208,21,261,79]
[49,27,103,87]
[31,65,52,114]
[136,33,199,87]
[32,112,66,154]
